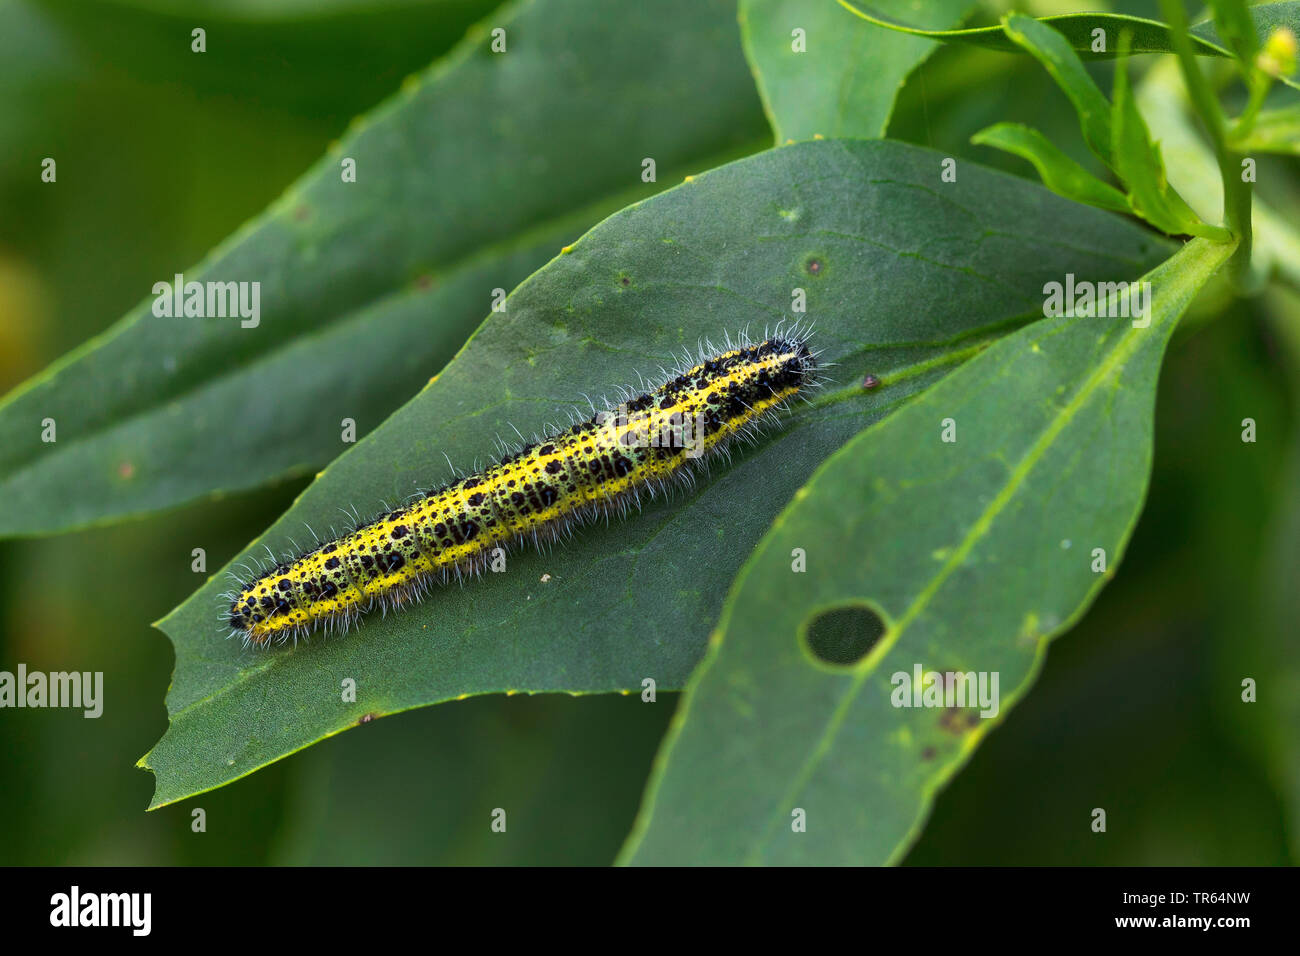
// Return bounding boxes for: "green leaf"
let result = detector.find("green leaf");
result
[1000,13,1114,164]
[837,0,1300,90]
[0,0,768,537]
[970,121,1130,212]
[1113,32,1229,240]
[139,139,1170,808]
[36,0,500,118]
[619,236,1235,866]
[739,0,971,142]
[1231,105,1300,154]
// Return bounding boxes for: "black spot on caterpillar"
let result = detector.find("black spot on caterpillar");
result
[224,328,821,647]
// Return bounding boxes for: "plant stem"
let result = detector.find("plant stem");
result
[1158,0,1251,283]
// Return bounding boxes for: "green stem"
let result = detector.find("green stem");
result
[1158,0,1250,283]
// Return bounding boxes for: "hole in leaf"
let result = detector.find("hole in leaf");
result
[803,604,885,666]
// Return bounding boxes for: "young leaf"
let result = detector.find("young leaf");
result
[139,139,1169,809]
[1113,32,1231,239]
[1001,13,1114,164]
[971,122,1130,212]
[619,237,1236,866]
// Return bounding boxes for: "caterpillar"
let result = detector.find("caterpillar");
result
[226,328,820,647]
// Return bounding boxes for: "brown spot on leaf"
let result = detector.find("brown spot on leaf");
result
[939,706,981,735]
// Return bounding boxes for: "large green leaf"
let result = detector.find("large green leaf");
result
[838,0,1300,90]
[739,0,971,142]
[139,139,1169,808]
[0,0,768,537]
[619,236,1235,865]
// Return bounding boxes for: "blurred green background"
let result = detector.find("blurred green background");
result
[0,0,1294,864]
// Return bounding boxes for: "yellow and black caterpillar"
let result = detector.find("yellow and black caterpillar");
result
[227,331,818,646]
